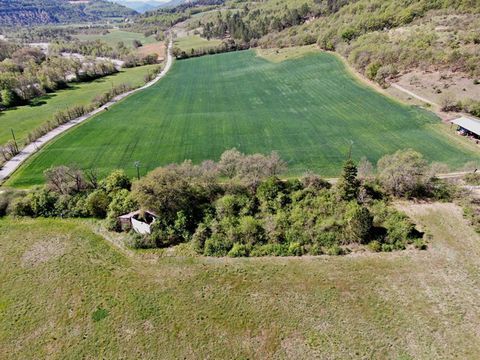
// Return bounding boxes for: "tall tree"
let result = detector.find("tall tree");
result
[337,159,360,201]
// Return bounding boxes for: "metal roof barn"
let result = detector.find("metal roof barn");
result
[452,116,480,136]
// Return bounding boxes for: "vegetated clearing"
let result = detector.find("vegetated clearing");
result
[1,202,480,358]
[8,50,479,187]
[0,65,158,148]
[75,29,156,48]
[255,44,319,62]
[173,35,222,52]
[136,42,166,60]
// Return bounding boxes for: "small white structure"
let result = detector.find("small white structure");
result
[119,210,158,235]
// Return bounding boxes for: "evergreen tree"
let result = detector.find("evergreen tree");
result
[337,159,360,201]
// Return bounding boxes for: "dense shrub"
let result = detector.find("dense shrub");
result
[1,150,428,257]
[86,190,110,218]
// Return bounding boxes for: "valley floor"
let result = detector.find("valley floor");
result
[1,202,480,358]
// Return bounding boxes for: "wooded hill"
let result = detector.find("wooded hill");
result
[0,0,137,26]
[159,0,479,88]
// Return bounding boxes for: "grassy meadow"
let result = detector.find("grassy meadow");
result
[0,65,158,148]
[174,35,223,52]
[76,29,157,48]
[1,203,480,358]
[7,49,479,187]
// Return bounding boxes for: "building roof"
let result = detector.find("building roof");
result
[119,210,158,219]
[452,116,480,136]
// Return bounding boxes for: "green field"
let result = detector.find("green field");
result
[1,203,480,358]
[0,65,157,148]
[76,29,157,48]
[174,35,223,52]
[8,50,479,187]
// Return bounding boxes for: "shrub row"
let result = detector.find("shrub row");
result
[1,149,454,256]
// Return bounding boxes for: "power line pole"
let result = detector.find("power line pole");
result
[134,161,140,180]
[347,140,354,160]
[10,128,18,153]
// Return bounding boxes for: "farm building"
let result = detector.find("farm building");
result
[119,210,158,234]
[452,116,480,140]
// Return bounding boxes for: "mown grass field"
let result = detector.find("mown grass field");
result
[0,65,157,148]
[76,29,157,48]
[8,50,479,186]
[174,35,223,52]
[1,203,480,358]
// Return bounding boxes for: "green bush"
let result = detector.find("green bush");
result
[384,212,414,244]
[29,188,58,217]
[368,240,382,252]
[126,233,156,249]
[0,189,24,217]
[344,202,373,244]
[287,242,304,256]
[250,243,289,257]
[326,245,344,256]
[228,243,249,257]
[103,169,131,194]
[204,234,233,257]
[414,238,427,250]
[365,62,382,80]
[10,196,34,217]
[308,244,323,255]
[192,223,210,254]
[86,190,110,218]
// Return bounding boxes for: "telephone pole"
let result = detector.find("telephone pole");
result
[347,140,354,160]
[134,161,140,180]
[10,128,18,153]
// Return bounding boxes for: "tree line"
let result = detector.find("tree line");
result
[0,40,118,110]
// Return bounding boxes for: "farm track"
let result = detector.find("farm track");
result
[0,41,173,183]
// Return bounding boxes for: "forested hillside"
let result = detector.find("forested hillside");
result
[169,0,479,80]
[0,0,136,26]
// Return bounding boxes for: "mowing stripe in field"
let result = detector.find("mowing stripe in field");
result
[7,50,479,186]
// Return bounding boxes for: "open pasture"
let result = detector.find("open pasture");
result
[8,50,479,186]
[76,29,156,48]
[173,35,223,52]
[1,203,480,358]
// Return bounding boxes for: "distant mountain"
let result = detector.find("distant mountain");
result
[0,0,137,26]
[107,0,166,13]
[156,0,189,9]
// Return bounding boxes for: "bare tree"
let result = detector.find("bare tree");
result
[357,156,374,180]
[219,148,243,178]
[44,165,87,195]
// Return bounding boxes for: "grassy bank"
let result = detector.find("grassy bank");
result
[1,202,480,358]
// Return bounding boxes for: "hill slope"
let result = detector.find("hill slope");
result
[0,0,137,26]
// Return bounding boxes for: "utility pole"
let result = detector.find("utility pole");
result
[10,128,18,153]
[347,140,354,160]
[134,161,140,180]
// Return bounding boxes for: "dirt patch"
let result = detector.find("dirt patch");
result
[137,42,166,61]
[393,70,480,113]
[21,238,67,268]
